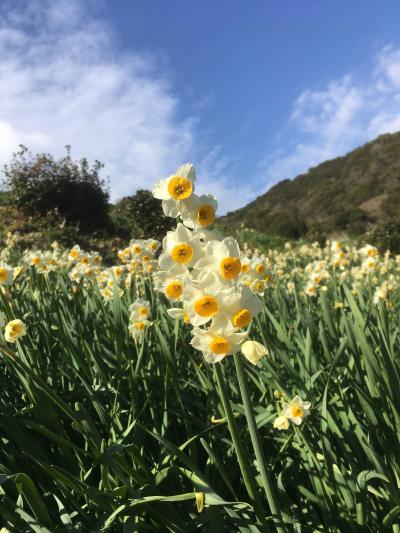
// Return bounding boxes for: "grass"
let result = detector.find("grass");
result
[0,242,399,531]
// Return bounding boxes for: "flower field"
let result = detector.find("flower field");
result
[0,165,399,532]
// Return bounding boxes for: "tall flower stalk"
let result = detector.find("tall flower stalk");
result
[234,353,284,530]
[151,163,281,525]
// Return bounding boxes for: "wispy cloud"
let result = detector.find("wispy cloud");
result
[0,0,252,213]
[0,0,200,201]
[261,45,400,189]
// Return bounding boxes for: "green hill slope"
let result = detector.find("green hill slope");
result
[221,131,400,239]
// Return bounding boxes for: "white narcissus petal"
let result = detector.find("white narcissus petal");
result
[199,228,223,242]
[175,222,192,242]
[153,178,170,200]
[181,216,195,229]
[197,271,221,293]
[178,193,218,230]
[203,352,226,364]
[4,331,16,343]
[189,313,213,327]
[162,199,179,218]
[167,308,185,319]
[159,253,174,271]
[223,237,241,257]
[193,256,215,270]
[176,163,196,181]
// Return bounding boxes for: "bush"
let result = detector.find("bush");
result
[2,146,110,232]
[305,224,327,246]
[331,207,368,236]
[111,189,174,241]
[365,221,400,254]
[218,224,286,251]
[269,211,308,239]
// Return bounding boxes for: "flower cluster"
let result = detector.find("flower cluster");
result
[152,164,268,364]
[128,299,152,339]
[68,247,103,283]
[117,238,160,278]
[304,259,331,297]
[235,238,399,305]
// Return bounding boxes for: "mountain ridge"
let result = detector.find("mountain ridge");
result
[220,131,400,239]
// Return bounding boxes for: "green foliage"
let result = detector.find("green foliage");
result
[218,224,286,251]
[332,206,368,236]
[366,221,400,253]
[267,211,308,239]
[2,146,110,232]
[0,260,399,530]
[305,223,328,246]
[380,182,400,222]
[111,189,175,241]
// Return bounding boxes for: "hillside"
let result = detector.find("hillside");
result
[221,132,400,239]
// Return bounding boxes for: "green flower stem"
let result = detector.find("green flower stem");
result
[233,353,285,532]
[214,364,268,529]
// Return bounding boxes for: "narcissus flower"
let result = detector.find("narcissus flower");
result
[129,299,151,322]
[282,395,311,425]
[287,281,295,293]
[167,306,191,324]
[159,223,204,270]
[129,299,152,339]
[0,263,13,286]
[373,282,390,304]
[194,237,241,284]
[218,286,264,328]
[360,244,379,258]
[304,283,317,297]
[248,278,267,296]
[68,245,82,261]
[28,252,43,267]
[5,319,27,343]
[128,319,151,339]
[153,264,189,301]
[183,272,223,326]
[179,193,218,229]
[153,163,196,217]
[191,319,247,363]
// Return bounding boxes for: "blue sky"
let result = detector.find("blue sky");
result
[1,0,400,213]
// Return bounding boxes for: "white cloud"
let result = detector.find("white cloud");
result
[0,0,196,200]
[261,46,400,189]
[0,0,251,214]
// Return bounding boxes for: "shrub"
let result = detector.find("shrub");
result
[365,221,400,254]
[111,189,174,241]
[2,146,110,232]
[269,212,308,239]
[305,224,327,246]
[332,207,368,236]
[218,224,286,251]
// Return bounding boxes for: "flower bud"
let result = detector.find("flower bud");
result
[273,415,289,430]
[241,340,268,365]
